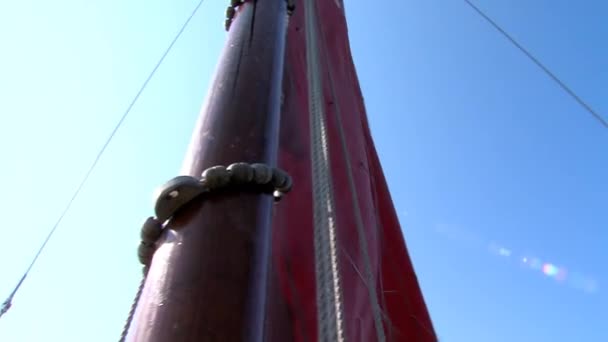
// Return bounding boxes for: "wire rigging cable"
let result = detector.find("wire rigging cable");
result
[0,0,206,319]
[464,0,608,129]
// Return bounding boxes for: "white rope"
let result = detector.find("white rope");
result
[322,27,387,342]
[304,0,345,341]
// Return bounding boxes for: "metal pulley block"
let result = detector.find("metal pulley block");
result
[154,176,207,223]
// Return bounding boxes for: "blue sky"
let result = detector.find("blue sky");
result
[0,0,606,341]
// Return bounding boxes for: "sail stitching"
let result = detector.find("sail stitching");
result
[304,0,345,341]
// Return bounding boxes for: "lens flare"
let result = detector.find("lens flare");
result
[556,268,568,282]
[542,263,559,277]
[498,247,511,257]
[433,223,599,294]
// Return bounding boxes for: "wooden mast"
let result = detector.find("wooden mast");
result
[125,1,289,341]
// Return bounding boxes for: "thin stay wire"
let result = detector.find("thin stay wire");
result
[0,0,206,319]
[464,0,608,129]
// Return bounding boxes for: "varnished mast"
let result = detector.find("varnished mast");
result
[125,1,289,341]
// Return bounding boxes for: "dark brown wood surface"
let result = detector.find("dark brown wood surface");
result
[126,1,288,341]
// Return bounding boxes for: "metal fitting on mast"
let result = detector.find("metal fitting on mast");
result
[225,0,243,31]
[226,0,295,32]
[286,0,295,15]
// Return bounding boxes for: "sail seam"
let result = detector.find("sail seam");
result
[304,0,345,341]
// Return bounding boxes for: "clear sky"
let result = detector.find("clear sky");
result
[0,0,606,341]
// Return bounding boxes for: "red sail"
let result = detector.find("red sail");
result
[266,1,437,341]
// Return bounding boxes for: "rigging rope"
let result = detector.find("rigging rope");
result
[304,0,345,341]
[0,0,206,319]
[464,0,608,129]
[318,12,387,342]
